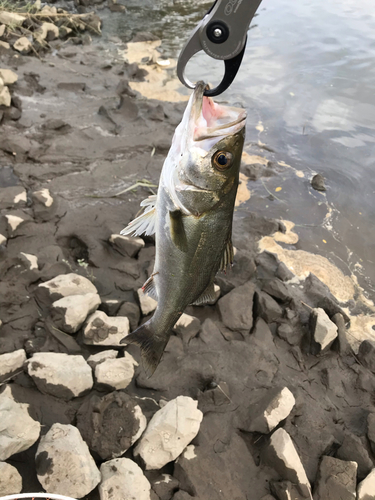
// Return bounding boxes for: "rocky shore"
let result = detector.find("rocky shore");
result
[1,3,375,499]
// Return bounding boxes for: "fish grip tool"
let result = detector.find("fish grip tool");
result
[177,0,263,96]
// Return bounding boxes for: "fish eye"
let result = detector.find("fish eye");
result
[212,151,233,171]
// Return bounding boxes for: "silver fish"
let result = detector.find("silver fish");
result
[120,81,246,376]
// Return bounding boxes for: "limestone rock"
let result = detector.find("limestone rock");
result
[5,214,24,233]
[83,310,130,346]
[0,24,5,37]
[263,428,312,499]
[0,11,25,26]
[313,456,357,500]
[77,391,146,460]
[27,352,93,400]
[270,480,307,500]
[0,41,10,50]
[0,386,41,460]
[35,21,59,42]
[13,36,32,54]
[135,396,203,470]
[100,458,152,500]
[0,86,10,107]
[337,432,374,480]
[0,69,18,85]
[0,349,26,382]
[254,291,283,323]
[310,308,338,352]
[118,301,141,331]
[95,352,138,390]
[174,313,200,343]
[36,423,100,497]
[36,273,97,307]
[32,188,54,207]
[0,234,6,245]
[109,233,145,257]
[51,292,101,333]
[0,462,22,496]
[87,349,118,369]
[19,252,38,270]
[243,387,295,434]
[217,281,255,332]
[357,468,375,500]
[152,474,179,500]
[138,287,158,315]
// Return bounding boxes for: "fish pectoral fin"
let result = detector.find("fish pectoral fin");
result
[169,209,188,252]
[120,321,168,378]
[142,273,158,300]
[121,196,157,237]
[219,237,234,272]
[191,282,217,306]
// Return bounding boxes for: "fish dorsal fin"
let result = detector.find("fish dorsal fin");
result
[121,195,157,237]
[142,273,158,300]
[169,210,188,252]
[220,237,234,272]
[192,282,218,306]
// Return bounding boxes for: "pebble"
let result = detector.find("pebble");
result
[0,11,25,26]
[83,310,130,345]
[51,292,101,333]
[311,173,326,192]
[311,307,338,352]
[244,387,296,434]
[77,391,147,460]
[36,273,98,307]
[0,386,41,460]
[263,428,312,499]
[36,423,101,498]
[0,69,18,85]
[19,252,38,270]
[0,24,5,37]
[173,313,201,343]
[0,85,10,106]
[134,396,203,470]
[336,432,374,479]
[35,21,59,42]
[95,352,138,390]
[0,41,10,50]
[138,287,158,315]
[5,214,24,233]
[0,462,22,496]
[27,352,93,400]
[118,301,141,331]
[100,458,152,500]
[255,290,283,323]
[367,413,375,455]
[109,233,145,257]
[217,281,255,332]
[152,474,179,500]
[32,188,54,207]
[314,456,357,500]
[358,340,375,373]
[13,36,32,54]
[87,349,118,369]
[0,349,26,382]
[357,468,375,500]
[270,480,306,500]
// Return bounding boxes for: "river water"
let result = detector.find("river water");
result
[107,0,375,301]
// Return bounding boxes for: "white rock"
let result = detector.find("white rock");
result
[5,214,24,232]
[36,273,98,306]
[0,69,18,85]
[83,310,130,346]
[0,11,25,26]
[138,287,157,315]
[0,234,6,245]
[265,428,312,499]
[0,85,10,107]
[174,313,201,343]
[0,41,10,50]
[19,252,38,270]
[0,24,5,37]
[51,292,101,333]
[0,462,22,496]
[36,423,100,498]
[100,458,151,500]
[109,233,145,257]
[0,386,41,460]
[34,21,59,42]
[13,36,32,54]
[27,352,93,400]
[87,349,118,369]
[95,352,138,390]
[246,387,296,434]
[0,349,26,381]
[13,189,27,203]
[135,396,203,470]
[312,308,338,351]
[41,5,57,14]
[358,468,375,500]
[33,188,53,207]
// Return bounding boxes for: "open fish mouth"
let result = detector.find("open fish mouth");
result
[189,81,247,144]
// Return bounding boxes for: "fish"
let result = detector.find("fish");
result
[120,81,246,376]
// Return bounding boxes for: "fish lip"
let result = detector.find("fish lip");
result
[190,81,207,120]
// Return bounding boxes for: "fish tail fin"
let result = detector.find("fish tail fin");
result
[121,321,168,377]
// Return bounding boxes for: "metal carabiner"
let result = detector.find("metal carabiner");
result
[177,0,263,97]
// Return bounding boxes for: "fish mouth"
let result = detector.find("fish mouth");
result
[189,81,246,143]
